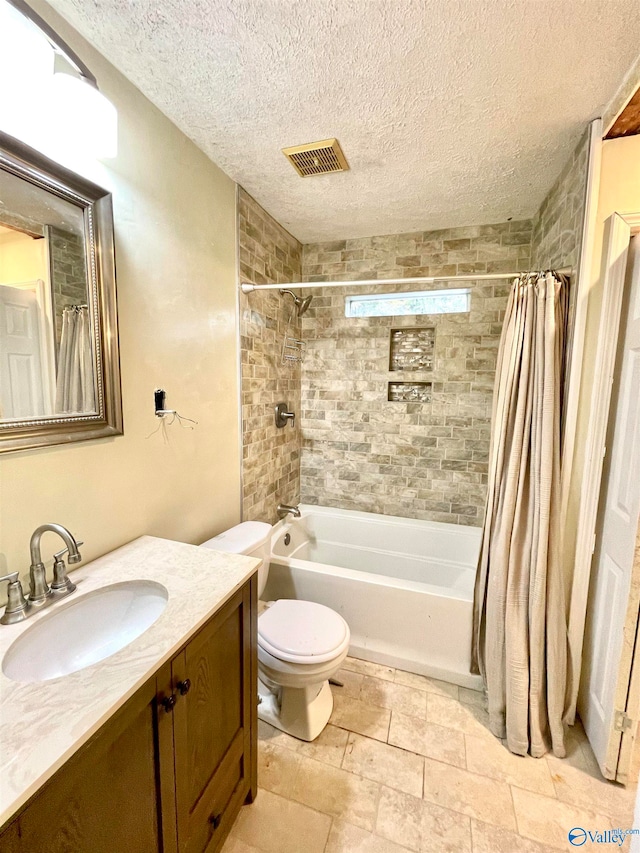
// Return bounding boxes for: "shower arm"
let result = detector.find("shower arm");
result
[240,268,572,294]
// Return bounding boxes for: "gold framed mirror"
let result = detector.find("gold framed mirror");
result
[0,130,122,453]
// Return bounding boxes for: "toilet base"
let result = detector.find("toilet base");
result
[258,678,334,742]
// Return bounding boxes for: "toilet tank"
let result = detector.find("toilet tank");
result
[200,521,272,597]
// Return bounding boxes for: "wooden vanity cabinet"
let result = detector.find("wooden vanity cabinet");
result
[18,675,169,853]
[0,575,257,853]
[0,819,20,853]
[172,576,257,853]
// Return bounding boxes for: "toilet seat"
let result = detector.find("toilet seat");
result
[258,599,349,664]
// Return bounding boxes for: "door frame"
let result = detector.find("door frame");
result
[569,211,640,780]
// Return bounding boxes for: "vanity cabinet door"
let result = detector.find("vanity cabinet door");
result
[0,819,20,852]
[15,672,176,853]
[172,577,257,853]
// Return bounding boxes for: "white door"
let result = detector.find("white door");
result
[581,235,640,782]
[0,283,46,418]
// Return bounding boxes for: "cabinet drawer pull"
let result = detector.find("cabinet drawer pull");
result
[161,694,177,713]
[177,678,191,696]
[209,813,222,830]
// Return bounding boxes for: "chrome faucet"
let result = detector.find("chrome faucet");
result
[0,524,82,625]
[29,523,82,606]
[277,504,301,519]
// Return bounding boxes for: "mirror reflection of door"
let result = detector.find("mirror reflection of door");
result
[0,283,47,418]
[0,168,96,419]
[0,223,55,418]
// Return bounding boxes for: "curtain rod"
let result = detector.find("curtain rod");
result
[240,268,572,293]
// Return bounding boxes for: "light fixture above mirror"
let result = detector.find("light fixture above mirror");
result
[0,0,117,164]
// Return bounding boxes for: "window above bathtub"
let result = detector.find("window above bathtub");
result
[344,288,471,318]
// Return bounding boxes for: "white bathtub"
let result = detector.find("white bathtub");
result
[266,505,483,689]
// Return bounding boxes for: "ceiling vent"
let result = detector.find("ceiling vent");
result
[282,138,349,177]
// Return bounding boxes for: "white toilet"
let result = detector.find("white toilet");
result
[201,521,350,741]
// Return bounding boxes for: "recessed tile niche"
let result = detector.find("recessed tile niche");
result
[388,381,433,403]
[389,327,435,371]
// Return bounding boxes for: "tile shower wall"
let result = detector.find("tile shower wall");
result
[299,222,532,525]
[530,129,590,409]
[49,226,88,347]
[531,128,590,271]
[238,188,303,523]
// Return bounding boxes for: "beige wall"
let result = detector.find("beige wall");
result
[0,230,47,284]
[565,134,640,582]
[0,0,241,585]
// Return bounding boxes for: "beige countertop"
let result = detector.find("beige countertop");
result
[0,535,259,828]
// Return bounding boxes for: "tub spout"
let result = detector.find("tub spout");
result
[277,504,301,520]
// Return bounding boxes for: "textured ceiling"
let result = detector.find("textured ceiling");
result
[48,0,640,242]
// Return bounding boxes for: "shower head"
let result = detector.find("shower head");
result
[297,295,313,316]
[280,289,313,316]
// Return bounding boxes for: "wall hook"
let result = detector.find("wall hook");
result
[147,389,198,440]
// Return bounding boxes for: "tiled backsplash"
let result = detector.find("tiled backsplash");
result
[299,221,533,526]
[238,188,302,524]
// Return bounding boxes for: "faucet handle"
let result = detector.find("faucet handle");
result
[51,545,81,594]
[275,403,296,429]
[0,571,19,584]
[53,541,84,562]
[0,572,29,625]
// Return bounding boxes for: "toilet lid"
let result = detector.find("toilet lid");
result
[258,599,349,664]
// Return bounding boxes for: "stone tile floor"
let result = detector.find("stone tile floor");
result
[222,657,637,852]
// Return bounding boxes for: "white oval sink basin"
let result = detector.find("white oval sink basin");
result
[2,580,168,683]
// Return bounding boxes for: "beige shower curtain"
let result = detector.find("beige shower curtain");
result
[55,306,96,414]
[471,271,568,758]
